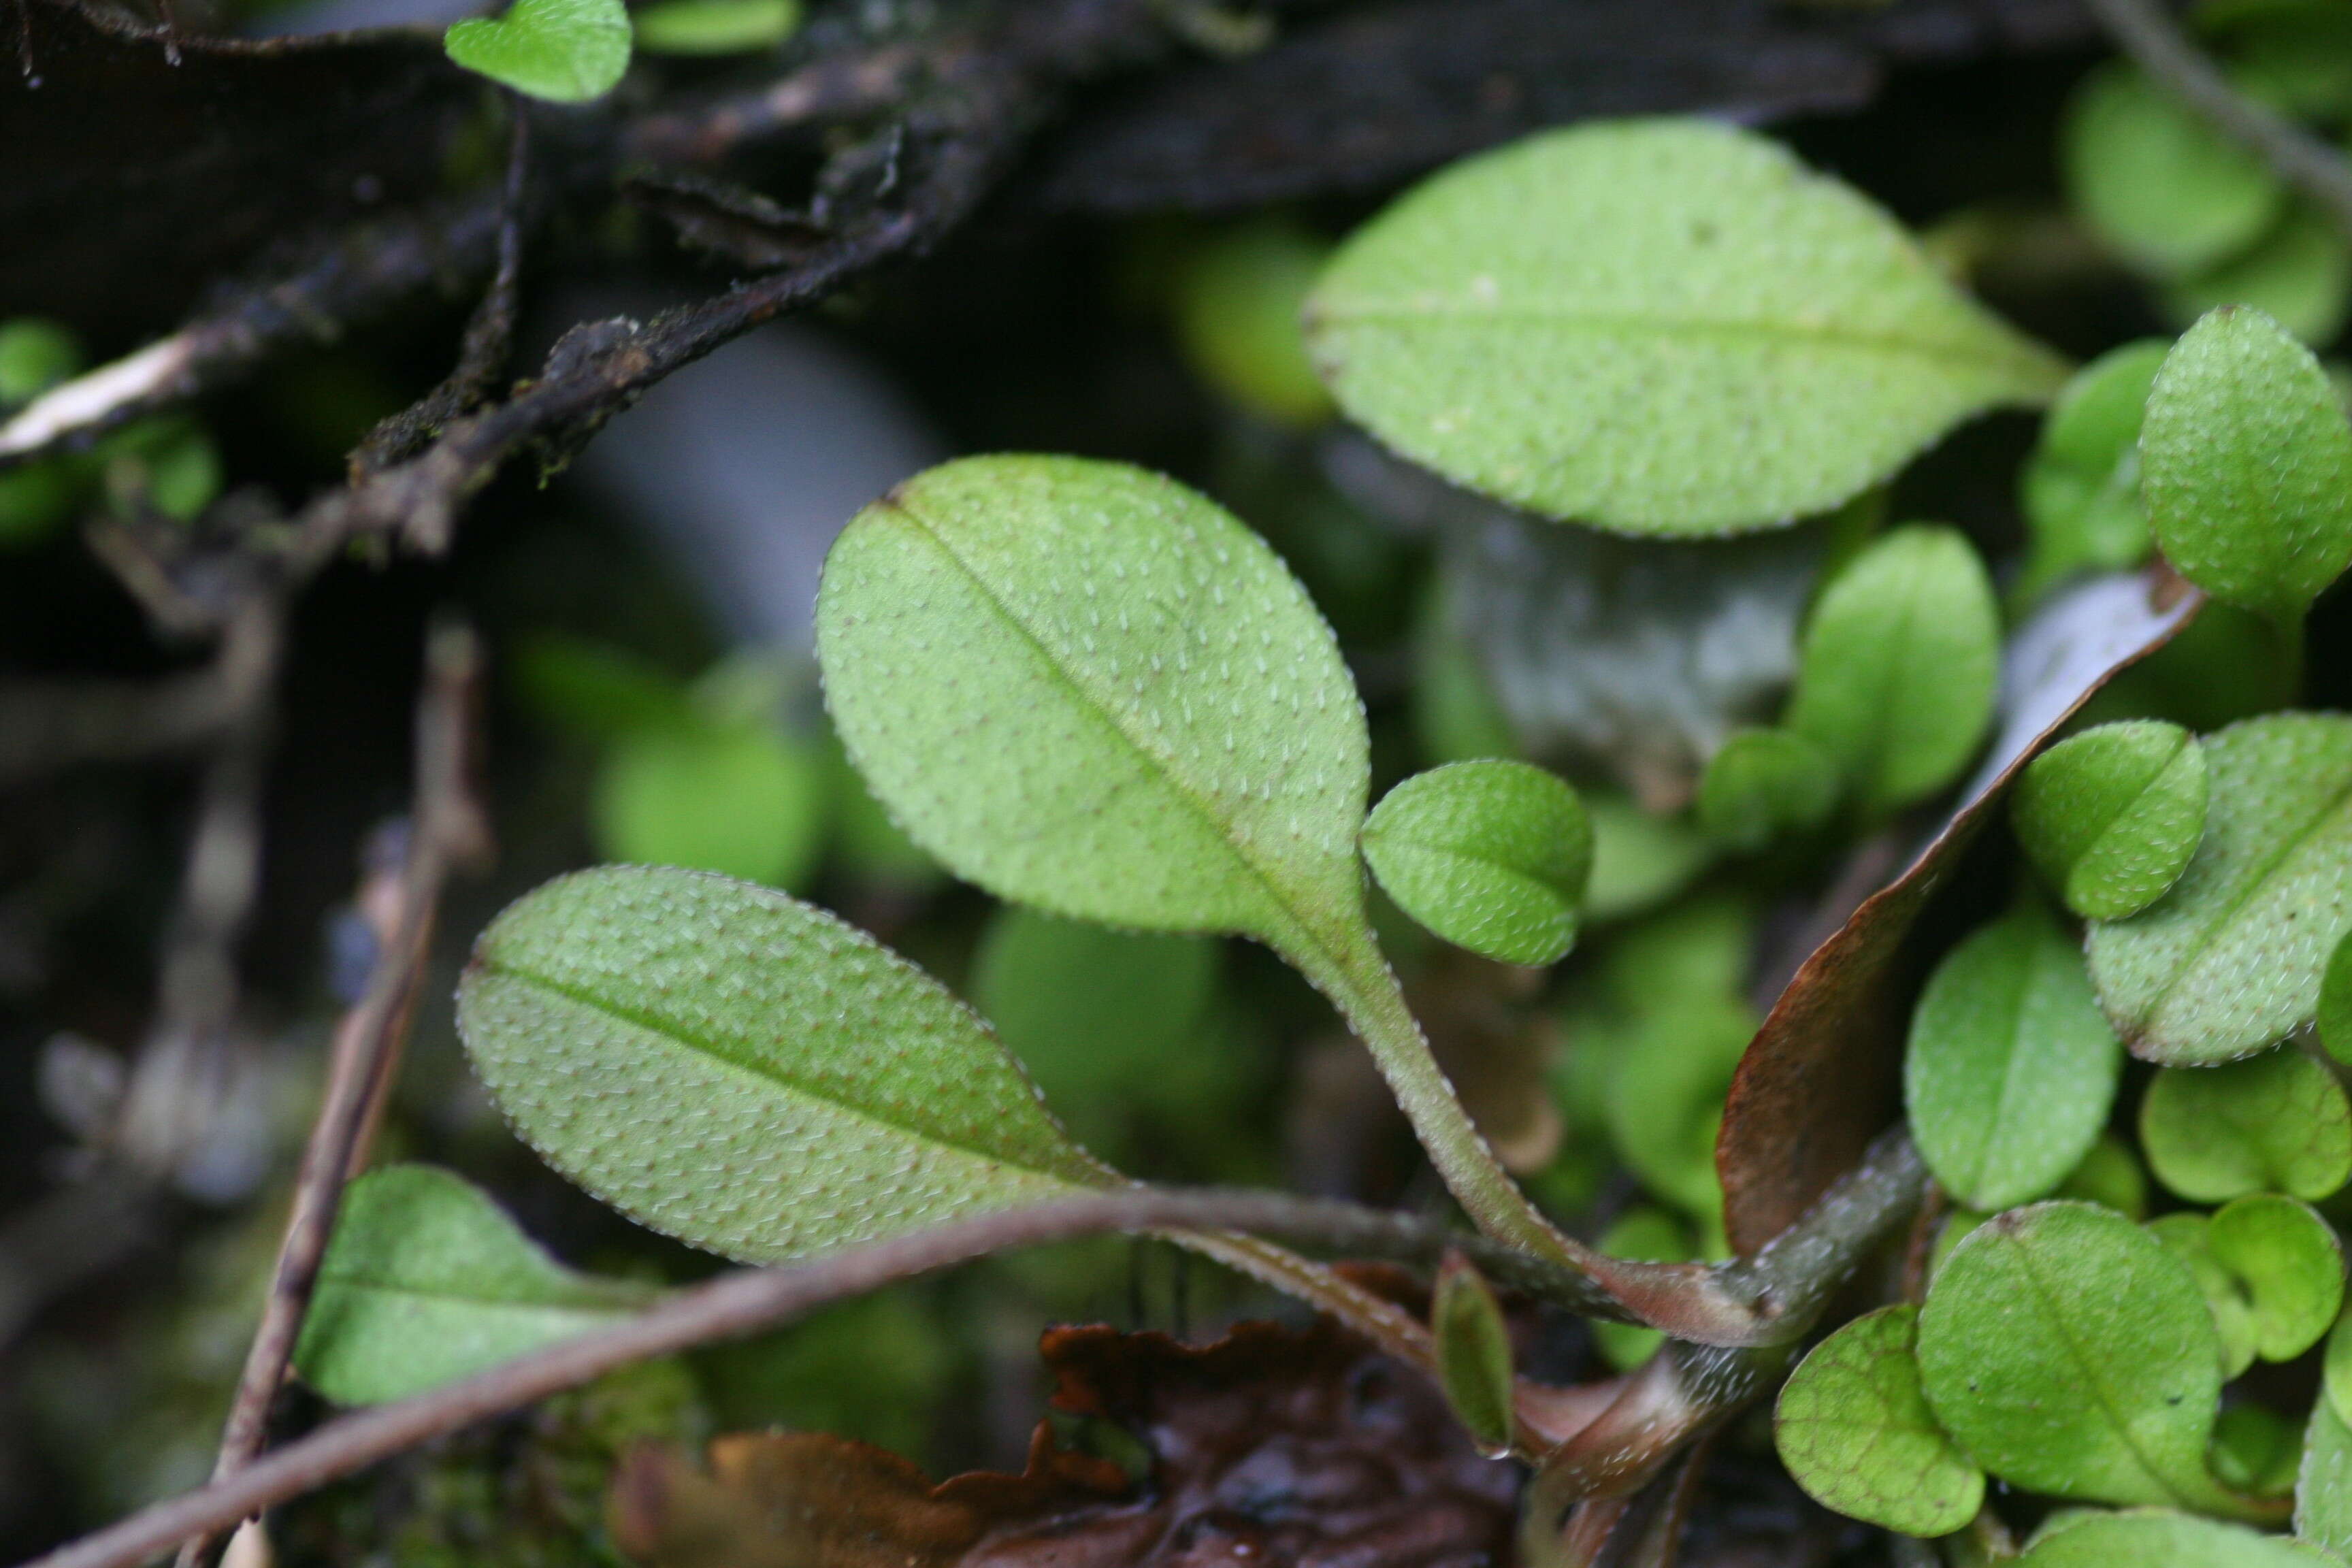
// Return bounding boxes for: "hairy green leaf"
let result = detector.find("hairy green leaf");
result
[1916,1202,2244,1514]
[1786,525,2000,813]
[2140,308,2352,628]
[2017,1510,2330,1565]
[1774,1304,1984,1537]
[2090,715,2352,1064]
[817,455,1367,961]
[1431,1252,1515,1454]
[295,1165,651,1405]
[457,866,1115,1264]
[1360,760,1591,966]
[1697,728,1840,853]
[1305,119,2065,536]
[2017,340,2168,604]
[2063,63,2283,276]
[1904,901,2123,1211]
[2208,1194,2345,1362]
[2139,1048,2352,1204]
[2013,720,2208,920]
[2298,1392,2352,1556]
[444,0,630,101]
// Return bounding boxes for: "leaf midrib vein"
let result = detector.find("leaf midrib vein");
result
[881,500,1356,973]
[1316,306,2043,370]
[2142,768,2352,1033]
[485,958,1076,1180]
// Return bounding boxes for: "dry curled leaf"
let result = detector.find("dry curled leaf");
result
[610,1313,1520,1568]
[1716,570,2199,1254]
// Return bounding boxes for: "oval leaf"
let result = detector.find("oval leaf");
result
[1774,1303,1985,1537]
[444,0,631,102]
[2063,63,2283,276]
[2017,339,2168,603]
[593,722,828,890]
[1697,728,1840,853]
[632,0,798,54]
[2141,1048,2352,1204]
[2140,307,2352,628]
[2014,719,2208,920]
[2208,1193,2345,1362]
[294,1164,651,1405]
[1305,118,2065,536]
[1916,1202,2242,1514]
[1786,524,2001,813]
[2089,714,2352,1064]
[1431,1252,1515,1454]
[817,455,1368,962]
[1904,901,2124,1211]
[457,866,1115,1264]
[1360,760,1591,966]
[2017,1510,2330,1565]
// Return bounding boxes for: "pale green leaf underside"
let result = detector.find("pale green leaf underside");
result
[1916,1202,2239,1514]
[817,455,1369,964]
[295,1164,649,1405]
[444,0,631,102]
[2090,714,2352,1064]
[2019,1510,2332,1565]
[457,866,1113,1265]
[1775,1304,1984,1537]
[1904,903,2122,1211]
[1306,118,2066,536]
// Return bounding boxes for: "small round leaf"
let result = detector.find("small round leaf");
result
[1904,901,2124,1211]
[2063,63,2283,277]
[2207,1193,2345,1362]
[593,723,829,891]
[1774,1304,1984,1537]
[2014,720,2208,920]
[444,0,632,101]
[2140,1048,2352,1204]
[1360,760,1591,966]
[632,0,797,54]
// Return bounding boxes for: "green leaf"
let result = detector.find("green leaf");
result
[457,866,1116,1264]
[1584,791,1712,922]
[2063,63,2284,276]
[2163,205,2352,349]
[2321,928,2352,1067]
[2014,720,2208,920]
[2208,1194,2345,1360]
[1774,1304,1985,1537]
[2213,1403,2304,1498]
[632,0,796,54]
[1916,1202,2246,1514]
[444,0,631,102]
[2298,1391,2352,1556]
[1431,1252,1515,1455]
[2329,1314,2352,1431]
[1175,220,1335,428]
[512,634,691,743]
[2057,1131,2150,1220]
[818,455,1366,956]
[0,317,81,406]
[1360,760,1591,966]
[970,906,1230,1158]
[2149,1212,2262,1379]
[2016,1510,2332,1565]
[1904,901,2125,1211]
[2017,340,2168,604]
[593,723,829,891]
[1786,525,2000,813]
[1304,118,2065,536]
[295,1165,651,1405]
[2140,1048,2352,1204]
[1697,728,1840,853]
[1605,991,1754,1220]
[2140,307,2352,628]
[2090,715,2352,1064]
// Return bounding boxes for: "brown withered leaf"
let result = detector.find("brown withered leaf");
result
[1715,570,2200,1255]
[611,1313,1522,1568]
[1,0,476,336]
